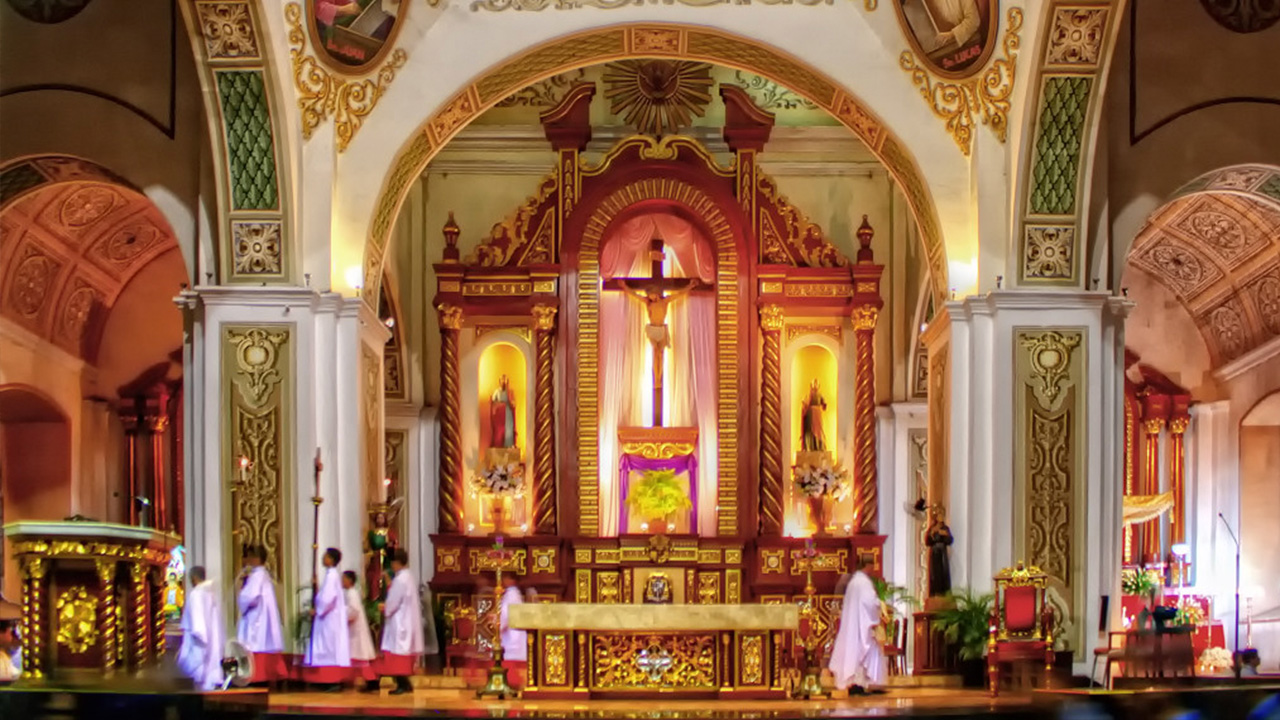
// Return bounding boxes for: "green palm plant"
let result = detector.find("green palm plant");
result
[933,588,994,660]
[626,469,692,522]
[873,577,919,613]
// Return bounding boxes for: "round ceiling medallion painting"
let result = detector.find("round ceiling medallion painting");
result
[1199,0,1280,33]
[5,0,94,24]
[307,0,405,73]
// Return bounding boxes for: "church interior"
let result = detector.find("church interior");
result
[0,0,1277,717]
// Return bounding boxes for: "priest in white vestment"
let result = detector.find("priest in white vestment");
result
[177,566,226,691]
[236,545,285,684]
[377,549,423,695]
[828,557,886,694]
[302,548,351,688]
[343,570,378,690]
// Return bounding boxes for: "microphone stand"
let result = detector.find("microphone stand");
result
[1218,512,1241,679]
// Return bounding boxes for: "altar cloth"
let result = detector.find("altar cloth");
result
[509,603,798,632]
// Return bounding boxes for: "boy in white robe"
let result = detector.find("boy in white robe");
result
[343,570,378,690]
[376,549,423,695]
[302,548,351,689]
[236,545,285,684]
[0,620,19,682]
[828,556,887,695]
[177,566,226,691]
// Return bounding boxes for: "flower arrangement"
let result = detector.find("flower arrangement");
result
[792,457,850,500]
[1121,568,1161,599]
[473,462,525,497]
[1175,599,1205,627]
[1198,646,1232,674]
[626,468,692,521]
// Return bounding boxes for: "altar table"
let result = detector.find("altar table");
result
[509,603,799,698]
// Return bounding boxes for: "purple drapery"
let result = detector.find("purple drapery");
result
[618,453,698,533]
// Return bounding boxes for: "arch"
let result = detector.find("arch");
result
[363,23,949,304]
[0,383,72,601]
[1124,164,1280,367]
[0,155,186,363]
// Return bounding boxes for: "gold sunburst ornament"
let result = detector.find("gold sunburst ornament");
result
[602,60,714,137]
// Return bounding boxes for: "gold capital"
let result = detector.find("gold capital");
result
[438,304,464,330]
[1142,417,1166,436]
[760,304,784,333]
[532,304,558,331]
[852,306,879,330]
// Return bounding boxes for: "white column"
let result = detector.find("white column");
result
[1188,402,1234,609]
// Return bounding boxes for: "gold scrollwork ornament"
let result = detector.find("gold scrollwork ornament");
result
[56,586,99,654]
[899,7,1022,155]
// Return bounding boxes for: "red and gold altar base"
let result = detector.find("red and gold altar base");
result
[2,521,176,680]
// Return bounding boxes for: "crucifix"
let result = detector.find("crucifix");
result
[602,235,711,426]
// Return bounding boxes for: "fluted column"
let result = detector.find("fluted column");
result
[1168,413,1189,546]
[532,304,559,535]
[438,304,464,533]
[758,304,784,535]
[852,305,879,533]
[95,560,117,674]
[120,410,143,526]
[1141,416,1165,562]
[148,411,170,532]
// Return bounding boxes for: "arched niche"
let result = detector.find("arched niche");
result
[460,329,534,536]
[1240,391,1280,613]
[781,331,854,536]
[0,384,71,600]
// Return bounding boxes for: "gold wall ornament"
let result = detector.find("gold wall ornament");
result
[740,634,764,685]
[533,306,559,534]
[760,305,785,333]
[361,343,383,506]
[785,324,842,345]
[56,586,98,655]
[496,69,588,107]
[438,303,464,329]
[531,305,558,331]
[757,173,850,268]
[696,573,720,604]
[224,325,291,581]
[472,0,835,10]
[591,633,717,690]
[544,633,569,685]
[195,1,260,60]
[1018,330,1081,412]
[468,548,527,574]
[759,305,784,535]
[602,60,715,136]
[284,3,408,152]
[899,7,1023,155]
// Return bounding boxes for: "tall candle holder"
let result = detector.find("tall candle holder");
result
[793,538,829,699]
[477,536,517,699]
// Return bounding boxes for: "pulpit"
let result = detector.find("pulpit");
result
[510,603,798,698]
[3,521,175,680]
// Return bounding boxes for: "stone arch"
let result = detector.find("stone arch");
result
[364,23,949,305]
[1124,164,1280,367]
[0,155,186,363]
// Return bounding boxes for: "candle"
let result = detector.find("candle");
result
[238,456,251,486]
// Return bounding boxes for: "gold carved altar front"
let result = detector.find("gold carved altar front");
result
[510,603,797,698]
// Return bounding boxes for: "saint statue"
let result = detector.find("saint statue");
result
[365,507,399,601]
[800,379,828,451]
[490,375,517,449]
[926,510,953,597]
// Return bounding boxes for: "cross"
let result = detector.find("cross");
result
[602,235,711,426]
[635,645,673,683]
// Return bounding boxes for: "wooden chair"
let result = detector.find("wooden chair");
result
[1090,632,1126,689]
[987,562,1055,697]
[883,616,908,676]
[443,603,478,675]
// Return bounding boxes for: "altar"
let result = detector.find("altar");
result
[510,603,798,699]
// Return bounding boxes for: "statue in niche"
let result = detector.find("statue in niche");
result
[926,508,953,597]
[490,374,517,449]
[800,379,828,452]
[365,504,400,601]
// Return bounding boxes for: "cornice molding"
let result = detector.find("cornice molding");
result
[1215,333,1280,383]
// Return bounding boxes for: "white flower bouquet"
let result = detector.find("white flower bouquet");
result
[792,458,850,500]
[473,462,526,497]
[1198,646,1232,674]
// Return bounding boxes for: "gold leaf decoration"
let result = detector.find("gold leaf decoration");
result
[602,60,715,137]
[285,3,408,152]
[899,7,1022,155]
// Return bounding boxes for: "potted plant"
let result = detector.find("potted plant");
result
[933,588,994,688]
[626,468,691,532]
[792,459,849,536]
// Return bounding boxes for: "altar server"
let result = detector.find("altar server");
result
[829,556,886,695]
[343,571,378,690]
[236,545,285,683]
[377,549,423,695]
[302,548,350,689]
[177,566,226,691]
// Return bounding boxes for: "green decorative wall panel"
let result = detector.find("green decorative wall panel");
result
[216,71,279,212]
[0,163,45,205]
[1029,76,1091,216]
[1256,173,1280,203]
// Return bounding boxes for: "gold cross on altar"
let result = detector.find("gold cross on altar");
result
[602,235,711,427]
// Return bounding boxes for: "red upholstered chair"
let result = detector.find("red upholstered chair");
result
[987,562,1055,697]
[443,603,479,675]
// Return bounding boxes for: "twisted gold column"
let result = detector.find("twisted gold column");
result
[759,305,784,535]
[1141,417,1165,562]
[438,304,464,533]
[130,562,150,666]
[532,305,559,535]
[852,306,879,533]
[1169,415,1189,546]
[21,557,46,679]
[95,560,117,674]
[1123,396,1137,564]
[151,568,166,659]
